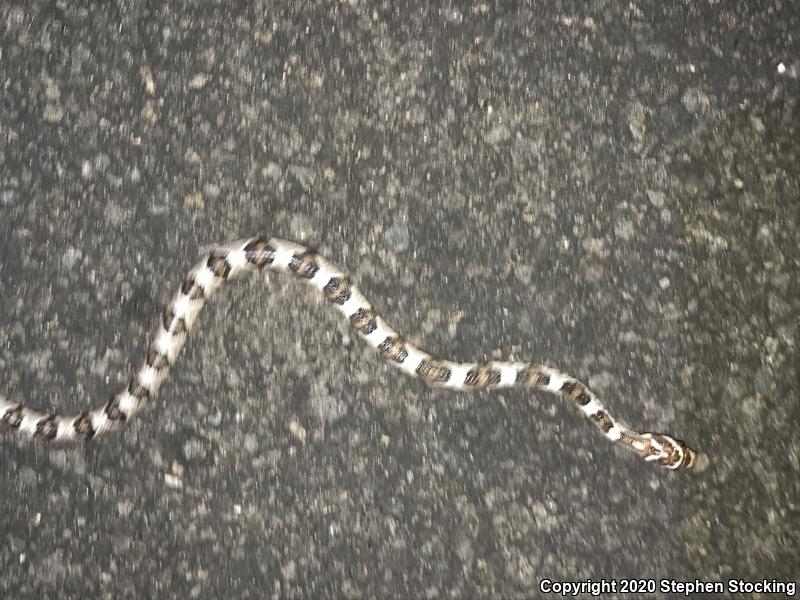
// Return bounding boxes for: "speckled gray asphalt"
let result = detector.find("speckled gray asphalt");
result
[1,2,798,599]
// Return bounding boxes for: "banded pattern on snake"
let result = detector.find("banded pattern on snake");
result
[0,237,699,470]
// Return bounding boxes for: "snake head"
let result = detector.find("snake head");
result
[646,434,699,470]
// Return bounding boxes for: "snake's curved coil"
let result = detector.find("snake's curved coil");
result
[0,237,699,470]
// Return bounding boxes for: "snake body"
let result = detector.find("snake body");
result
[0,237,699,470]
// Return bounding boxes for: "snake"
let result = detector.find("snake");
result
[0,237,700,470]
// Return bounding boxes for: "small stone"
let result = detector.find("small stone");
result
[164,473,183,489]
[288,164,316,190]
[384,220,410,253]
[289,420,307,443]
[45,81,60,100]
[185,147,201,163]
[43,105,63,123]
[485,124,511,145]
[243,433,258,453]
[682,87,710,114]
[140,65,155,94]
[184,192,204,208]
[62,247,82,269]
[263,162,282,180]
[188,74,208,89]
[203,182,221,198]
[647,189,665,207]
[93,153,111,173]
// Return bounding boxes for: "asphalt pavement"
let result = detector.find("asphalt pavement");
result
[1,2,798,598]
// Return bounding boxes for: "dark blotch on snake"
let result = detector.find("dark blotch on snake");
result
[180,277,205,300]
[146,347,171,370]
[378,336,408,363]
[349,308,377,335]
[561,381,592,406]
[289,252,320,279]
[128,378,150,401]
[323,277,351,305]
[104,395,127,421]
[416,360,452,384]
[464,364,502,389]
[591,410,614,433]
[34,415,59,440]
[73,412,96,439]
[162,308,187,335]
[244,238,276,268]
[1,404,24,428]
[207,253,232,278]
[515,367,550,387]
